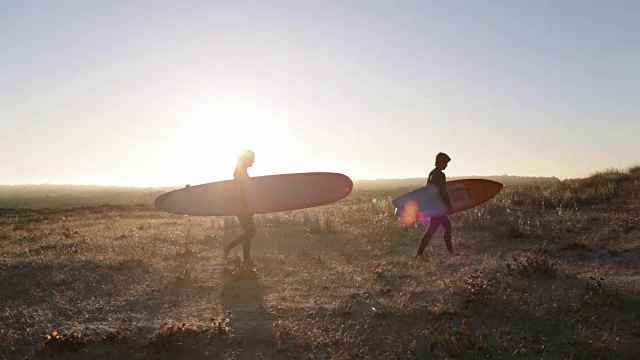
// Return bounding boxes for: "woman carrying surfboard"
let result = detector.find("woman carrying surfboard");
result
[224,150,257,265]
[415,152,456,259]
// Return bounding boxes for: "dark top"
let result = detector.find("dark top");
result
[234,165,249,208]
[427,167,452,208]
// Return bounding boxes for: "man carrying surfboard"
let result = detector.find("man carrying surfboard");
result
[224,150,257,265]
[415,152,456,259]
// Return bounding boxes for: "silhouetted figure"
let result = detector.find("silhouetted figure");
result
[415,152,456,258]
[224,150,256,265]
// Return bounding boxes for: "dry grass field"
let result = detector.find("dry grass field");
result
[1,167,639,359]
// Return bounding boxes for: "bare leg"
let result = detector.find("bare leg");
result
[226,215,255,262]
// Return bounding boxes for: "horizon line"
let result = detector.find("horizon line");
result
[0,174,569,189]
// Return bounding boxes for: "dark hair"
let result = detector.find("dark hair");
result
[435,152,451,166]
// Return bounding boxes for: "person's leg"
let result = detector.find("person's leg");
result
[441,216,454,253]
[226,217,245,250]
[238,215,256,262]
[226,215,255,258]
[416,217,442,256]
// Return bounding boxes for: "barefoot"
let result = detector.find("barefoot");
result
[414,253,428,261]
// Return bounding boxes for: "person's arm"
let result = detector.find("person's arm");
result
[434,173,452,210]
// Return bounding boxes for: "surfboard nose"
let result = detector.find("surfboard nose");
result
[154,193,169,207]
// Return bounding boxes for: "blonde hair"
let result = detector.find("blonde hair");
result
[237,150,255,166]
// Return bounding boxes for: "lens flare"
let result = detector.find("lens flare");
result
[398,199,419,226]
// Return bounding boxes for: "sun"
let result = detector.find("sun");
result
[168,98,300,184]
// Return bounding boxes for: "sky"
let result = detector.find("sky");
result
[1,0,638,187]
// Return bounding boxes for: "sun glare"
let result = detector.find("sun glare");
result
[169,98,300,184]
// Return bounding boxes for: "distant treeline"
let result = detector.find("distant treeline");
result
[1,173,625,209]
[0,185,172,209]
[354,175,560,189]
[351,175,561,198]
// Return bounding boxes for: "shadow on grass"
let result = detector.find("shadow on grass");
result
[220,264,275,357]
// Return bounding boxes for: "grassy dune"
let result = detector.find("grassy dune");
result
[0,167,638,359]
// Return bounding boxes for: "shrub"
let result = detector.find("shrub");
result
[583,275,624,310]
[42,330,87,353]
[505,246,556,278]
[147,314,232,352]
[462,271,492,307]
[428,319,490,358]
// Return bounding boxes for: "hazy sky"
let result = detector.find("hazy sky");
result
[1,0,638,187]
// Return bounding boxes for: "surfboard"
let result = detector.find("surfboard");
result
[392,179,503,224]
[155,172,353,216]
